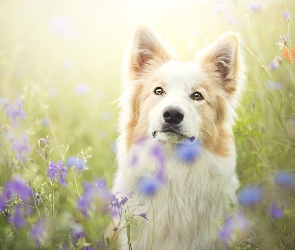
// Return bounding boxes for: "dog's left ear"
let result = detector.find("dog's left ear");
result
[196,33,244,96]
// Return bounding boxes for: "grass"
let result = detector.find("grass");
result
[0,0,295,249]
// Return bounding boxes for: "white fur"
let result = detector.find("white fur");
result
[112,24,244,250]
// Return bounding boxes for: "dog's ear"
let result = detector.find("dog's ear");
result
[126,23,174,77]
[196,33,244,96]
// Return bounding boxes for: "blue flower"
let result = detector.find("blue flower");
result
[237,185,263,207]
[283,11,291,20]
[66,156,86,170]
[47,159,68,186]
[266,81,283,90]
[268,201,284,219]
[138,176,159,196]
[42,117,50,127]
[175,140,202,163]
[269,61,279,70]
[75,83,89,95]
[248,2,263,12]
[274,171,295,189]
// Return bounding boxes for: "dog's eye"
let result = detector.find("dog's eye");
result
[191,91,204,101]
[154,87,164,95]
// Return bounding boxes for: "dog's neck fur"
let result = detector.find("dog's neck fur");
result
[113,135,238,250]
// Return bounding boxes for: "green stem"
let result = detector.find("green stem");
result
[51,182,54,218]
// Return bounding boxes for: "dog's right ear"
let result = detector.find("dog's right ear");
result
[126,23,174,78]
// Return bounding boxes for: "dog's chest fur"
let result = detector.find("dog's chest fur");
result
[114,143,237,250]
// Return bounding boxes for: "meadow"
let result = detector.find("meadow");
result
[0,0,295,249]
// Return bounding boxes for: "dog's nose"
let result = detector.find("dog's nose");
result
[163,107,184,124]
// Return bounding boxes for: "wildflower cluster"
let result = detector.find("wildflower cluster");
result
[47,159,68,186]
[219,171,295,248]
[0,178,34,228]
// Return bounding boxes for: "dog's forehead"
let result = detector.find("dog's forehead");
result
[158,61,205,90]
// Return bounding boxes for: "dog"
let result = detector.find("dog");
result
[111,23,245,250]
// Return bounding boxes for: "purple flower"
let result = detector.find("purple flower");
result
[47,159,68,186]
[120,196,128,206]
[138,212,148,220]
[237,185,263,207]
[4,99,26,125]
[248,2,263,12]
[9,205,26,228]
[0,194,6,211]
[70,224,84,245]
[283,11,291,20]
[175,140,202,163]
[226,16,236,26]
[151,143,165,169]
[75,83,89,95]
[269,60,279,70]
[82,247,94,250]
[40,137,50,146]
[138,176,159,196]
[1,178,34,213]
[77,179,110,217]
[66,156,86,170]
[269,201,284,219]
[150,143,167,184]
[11,134,32,163]
[31,220,48,246]
[110,195,120,210]
[219,211,248,247]
[274,171,295,189]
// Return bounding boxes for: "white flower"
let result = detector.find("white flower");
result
[276,36,287,50]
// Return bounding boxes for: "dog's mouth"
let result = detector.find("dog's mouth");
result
[152,127,195,143]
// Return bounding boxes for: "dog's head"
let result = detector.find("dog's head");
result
[120,24,245,157]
